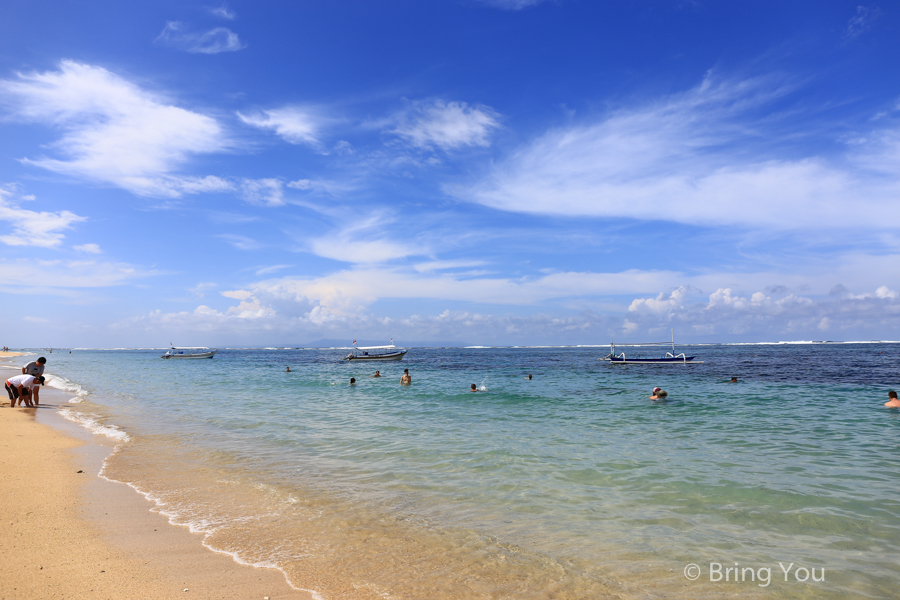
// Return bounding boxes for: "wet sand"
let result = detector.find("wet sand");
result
[0,366,313,600]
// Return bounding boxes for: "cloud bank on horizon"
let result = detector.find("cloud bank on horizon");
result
[0,1,898,347]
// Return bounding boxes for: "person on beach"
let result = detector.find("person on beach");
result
[22,357,46,405]
[371,370,381,377]
[470,383,478,392]
[650,387,668,400]
[400,369,411,385]
[5,374,43,407]
[886,391,900,408]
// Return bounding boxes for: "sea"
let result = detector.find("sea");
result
[28,343,900,599]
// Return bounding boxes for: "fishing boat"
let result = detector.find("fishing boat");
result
[599,330,700,364]
[161,346,218,359]
[343,340,407,361]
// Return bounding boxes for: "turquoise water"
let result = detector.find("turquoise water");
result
[38,344,900,599]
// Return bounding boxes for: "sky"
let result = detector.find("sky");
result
[1,0,899,347]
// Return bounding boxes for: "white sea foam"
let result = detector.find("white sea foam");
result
[59,408,130,442]
[45,373,89,403]
[98,467,323,600]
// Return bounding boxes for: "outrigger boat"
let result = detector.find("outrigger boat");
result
[161,346,218,359]
[343,340,407,362]
[599,330,700,364]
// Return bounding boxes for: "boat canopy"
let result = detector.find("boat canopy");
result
[354,344,397,350]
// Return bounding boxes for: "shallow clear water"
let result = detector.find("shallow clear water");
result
[42,344,900,599]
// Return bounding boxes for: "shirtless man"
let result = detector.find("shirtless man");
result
[886,391,900,408]
[400,369,411,385]
[470,383,478,392]
[371,370,381,378]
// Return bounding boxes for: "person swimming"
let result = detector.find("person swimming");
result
[350,377,356,385]
[470,383,478,392]
[886,390,900,408]
[650,387,668,400]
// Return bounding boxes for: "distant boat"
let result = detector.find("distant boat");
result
[343,341,407,361]
[599,330,701,364]
[161,346,218,359]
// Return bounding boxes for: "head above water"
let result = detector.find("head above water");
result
[350,377,356,384]
[890,390,898,399]
[471,383,477,391]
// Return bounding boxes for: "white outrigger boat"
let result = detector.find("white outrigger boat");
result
[343,340,407,361]
[161,346,218,359]
[599,330,700,364]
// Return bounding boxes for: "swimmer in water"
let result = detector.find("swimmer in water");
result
[371,370,381,377]
[729,377,738,383]
[525,374,532,380]
[470,383,478,392]
[286,367,291,372]
[350,377,356,385]
[400,369,411,385]
[650,387,668,400]
[886,390,900,408]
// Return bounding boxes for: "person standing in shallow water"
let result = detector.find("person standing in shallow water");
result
[400,369,411,385]
[22,356,46,405]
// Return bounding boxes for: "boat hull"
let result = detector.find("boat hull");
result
[161,350,217,359]
[608,356,698,364]
[343,351,407,361]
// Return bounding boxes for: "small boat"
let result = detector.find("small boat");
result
[343,341,407,361]
[599,330,701,364]
[161,346,218,359]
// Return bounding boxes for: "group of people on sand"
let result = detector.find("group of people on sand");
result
[5,357,47,408]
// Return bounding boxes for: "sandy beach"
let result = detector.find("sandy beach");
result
[0,365,312,600]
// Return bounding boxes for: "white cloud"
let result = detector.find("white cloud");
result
[73,243,102,254]
[217,234,263,250]
[844,5,883,41]
[240,178,284,206]
[0,258,145,287]
[155,22,245,54]
[457,75,900,229]
[209,6,236,20]
[306,213,425,264]
[0,61,233,198]
[238,106,329,148]
[391,100,500,150]
[0,187,86,248]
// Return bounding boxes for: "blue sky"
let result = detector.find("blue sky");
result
[1,1,899,347]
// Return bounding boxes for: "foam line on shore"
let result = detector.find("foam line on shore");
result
[96,445,324,600]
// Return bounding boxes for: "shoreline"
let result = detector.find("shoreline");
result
[1,363,313,600]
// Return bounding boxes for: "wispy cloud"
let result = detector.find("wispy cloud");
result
[0,186,86,248]
[208,6,236,20]
[0,258,145,287]
[306,213,426,264]
[240,178,284,206]
[73,243,102,254]
[238,106,330,148]
[390,99,500,150]
[457,74,900,229]
[155,22,245,54]
[217,234,263,250]
[0,61,233,198]
[478,0,546,10]
[843,5,883,41]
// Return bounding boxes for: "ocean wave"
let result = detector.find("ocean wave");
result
[45,373,89,403]
[59,408,130,442]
